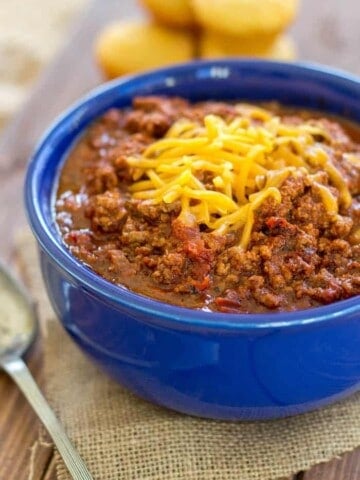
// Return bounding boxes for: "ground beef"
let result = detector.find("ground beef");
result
[88,190,127,233]
[55,97,360,313]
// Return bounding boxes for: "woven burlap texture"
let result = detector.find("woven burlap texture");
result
[0,0,87,130]
[17,230,360,480]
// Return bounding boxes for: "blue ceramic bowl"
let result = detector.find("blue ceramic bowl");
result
[25,60,360,420]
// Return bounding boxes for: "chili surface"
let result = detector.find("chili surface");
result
[55,96,360,313]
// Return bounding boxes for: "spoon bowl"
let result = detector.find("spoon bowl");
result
[0,262,93,480]
[0,261,36,359]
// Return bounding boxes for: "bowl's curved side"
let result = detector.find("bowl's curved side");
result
[25,60,360,419]
[40,250,360,420]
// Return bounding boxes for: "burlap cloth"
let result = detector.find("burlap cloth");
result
[15,229,360,480]
[0,0,87,130]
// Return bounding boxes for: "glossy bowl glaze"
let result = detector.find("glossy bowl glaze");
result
[25,60,360,420]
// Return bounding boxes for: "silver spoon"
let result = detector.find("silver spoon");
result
[0,262,93,480]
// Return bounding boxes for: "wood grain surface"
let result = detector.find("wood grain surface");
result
[0,0,359,478]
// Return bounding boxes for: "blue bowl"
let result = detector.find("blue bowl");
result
[25,60,360,420]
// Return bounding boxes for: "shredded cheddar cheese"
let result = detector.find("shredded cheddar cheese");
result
[125,107,352,249]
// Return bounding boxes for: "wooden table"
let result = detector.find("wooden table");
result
[0,0,359,478]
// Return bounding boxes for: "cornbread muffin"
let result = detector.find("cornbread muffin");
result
[95,22,195,79]
[192,0,299,37]
[200,31,296,60]
[141,0,195,27]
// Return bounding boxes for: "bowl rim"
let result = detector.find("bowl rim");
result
[25,59,360,332]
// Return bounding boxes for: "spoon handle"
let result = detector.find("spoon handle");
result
[2,356,93,480]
